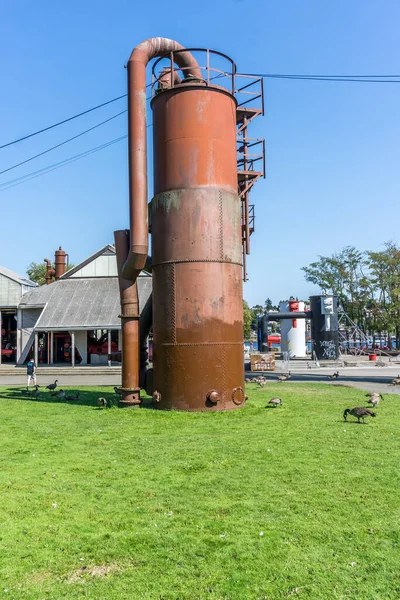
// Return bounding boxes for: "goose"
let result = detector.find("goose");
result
[365,391,384,400]
[22,385,40,396]
[97,397,107,408]
[46,380,58,392]
[327,371,339,380]
[267,397,282,408]
[114,387,124,396]
[277,372,291,383]
[343,407,376,424]
[391,376,400,386]
[367,396,383,408]
[65,392,80,401]
[55,389,65,399]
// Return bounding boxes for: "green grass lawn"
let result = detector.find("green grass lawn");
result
[0,382,399,599]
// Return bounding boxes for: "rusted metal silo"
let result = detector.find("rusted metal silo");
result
[151,62,244,411]
[115,38,264,410]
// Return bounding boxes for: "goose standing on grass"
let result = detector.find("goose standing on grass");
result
[343,407,376,424]
[22,385,40,397]
[55,389,65,399]
[365,392,384,408]
[267,397,282,408]
[46,380,58,393]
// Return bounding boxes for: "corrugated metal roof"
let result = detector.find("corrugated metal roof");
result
[19,275,152,330]
[0,265,37,287]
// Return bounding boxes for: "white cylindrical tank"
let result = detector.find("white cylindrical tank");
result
[280,300,307,357]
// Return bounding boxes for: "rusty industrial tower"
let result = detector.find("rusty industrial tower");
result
[115,38,264,411]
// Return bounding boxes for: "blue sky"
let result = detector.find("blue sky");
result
[1,0,399,306]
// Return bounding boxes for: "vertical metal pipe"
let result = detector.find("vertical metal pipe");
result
[114,229,140,407]
[107,330,112,367]
[71,331,75,367]
[50,331,54,364]
[34,332,38,366]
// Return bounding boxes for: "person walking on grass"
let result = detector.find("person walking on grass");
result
[27,358,36,387]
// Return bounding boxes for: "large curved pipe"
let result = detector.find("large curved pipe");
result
[158,68,181,90]
[121,38,201,281]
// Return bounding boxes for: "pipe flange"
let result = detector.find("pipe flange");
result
[232,387,245,405]
[206,390,220,404]
[153,390,161,403]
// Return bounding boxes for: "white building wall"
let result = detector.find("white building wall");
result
[73,330,88,365]
[0,275,21,307]
[70,255,117,278]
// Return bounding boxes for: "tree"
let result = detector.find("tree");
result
[302,246,371,329]
[26,261,74,285]
[264,297,276,312]
[367,242,400,347]
[250,304,264,332]
[243,300,253,340]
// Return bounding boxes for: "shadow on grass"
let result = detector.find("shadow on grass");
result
[0,387,156,410]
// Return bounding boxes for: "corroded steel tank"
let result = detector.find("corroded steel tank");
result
[54,246,68,279]
[151,77,245,410]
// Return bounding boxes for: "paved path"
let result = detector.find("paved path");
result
[246,366,400,396]
[0,373,120,387]
[1,365,400,396]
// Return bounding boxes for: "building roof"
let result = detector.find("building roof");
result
[19,275,152,330]
[0,265,37,287]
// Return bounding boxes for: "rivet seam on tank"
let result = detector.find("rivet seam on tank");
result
[232,387,245,405]
[219,191,224,260]
[153,390,161,403]
[168,263,176,344]
[207,390,220,403]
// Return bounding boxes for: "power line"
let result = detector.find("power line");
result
[2,71,398,151]
[0,122,152,191]
[0,109,127,176]
[243,72,400,83]
[0,135,127,191]
[0,94,128,150]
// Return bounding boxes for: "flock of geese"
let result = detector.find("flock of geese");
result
[19,380,127,408]
[244,369,396,423]
[19,371,399,416]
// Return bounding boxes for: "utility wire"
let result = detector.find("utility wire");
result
[0,81,156,150]
[0,94,128,150]
[3,71,398,151]
[0,122,152,191]
[0,135,127,191]
[242,72,400,83]
[0,109,127,176]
